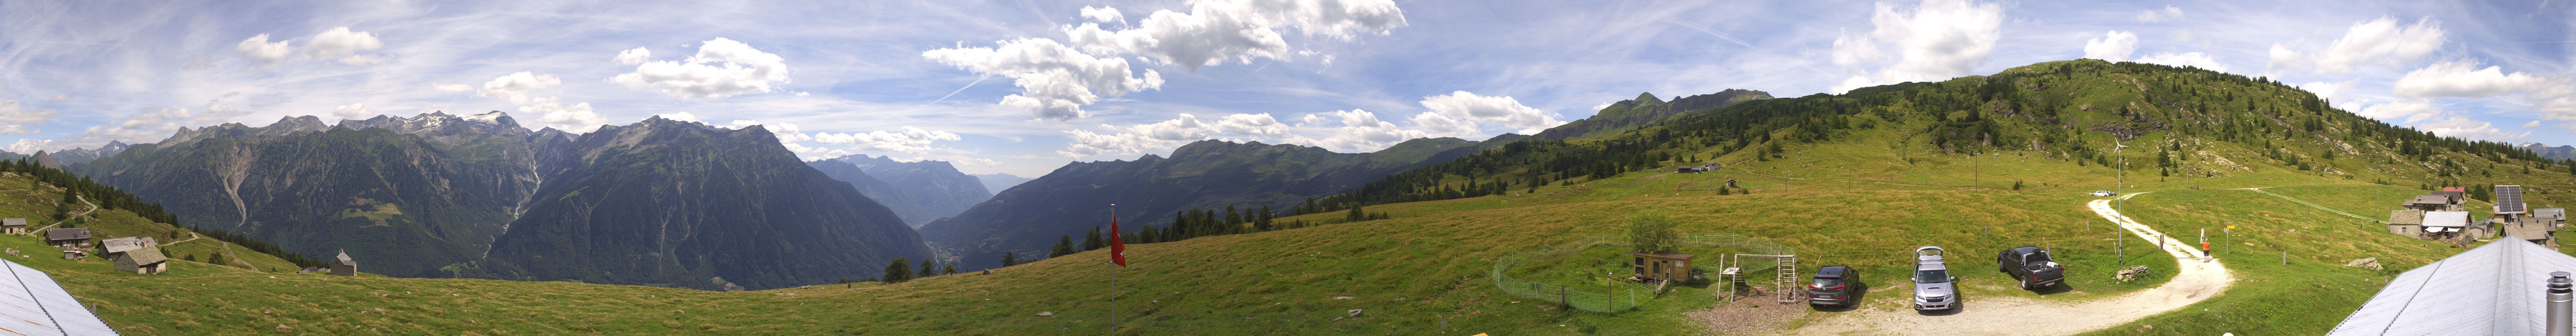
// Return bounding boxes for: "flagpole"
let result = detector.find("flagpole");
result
[1109,203,1117,336]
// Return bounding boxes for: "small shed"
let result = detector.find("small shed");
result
[2387,210,2426,235]
[44,228,90,248]
[328,250,356,276]
[1627,252,1696,283]
[0,218,24,235]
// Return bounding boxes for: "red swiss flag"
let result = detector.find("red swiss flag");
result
[1109,215,1127,266]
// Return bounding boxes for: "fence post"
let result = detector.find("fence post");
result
[1560,286,1569,308]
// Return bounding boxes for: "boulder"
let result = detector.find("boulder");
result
[2346,258,2382,271]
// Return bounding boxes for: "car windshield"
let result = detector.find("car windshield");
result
[1914,269,1949,283]
[1812,277,1842,287]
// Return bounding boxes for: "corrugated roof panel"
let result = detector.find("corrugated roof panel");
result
[2330,239,2576,336]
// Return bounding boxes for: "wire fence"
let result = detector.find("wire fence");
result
[1490,233,1795,313]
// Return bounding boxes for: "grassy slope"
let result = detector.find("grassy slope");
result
[0,172,300,272]
[37,122,2553,335]
[38,60,2576,334]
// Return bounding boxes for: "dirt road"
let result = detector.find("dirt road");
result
[1786,192,2234,335]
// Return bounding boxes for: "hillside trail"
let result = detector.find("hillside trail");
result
[1786,192,2235,336]
[158,233,201,246]
[22,195,99,236]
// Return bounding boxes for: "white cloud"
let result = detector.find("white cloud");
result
[2266,43,2307,71]
[814,126,965,154]
[518,96,605,129]
[922,38,1165,120]
[47,94,69,102]
[614,47,652,65]
[2134,52,2227,72]
[2417,115,2526,141]
[1057,113,1287,157]
[2393,60,2543,98]
[2357,99,2442,122]
[1080,6,1124,24]
[304,27,387,65]
[2304,17,2447,74]
[235,34,293,65]
[1827,0,2005,93]
[1286,109,1425,153]
[1416,91,1564,135]
[611,38,792,98]
[2082,31,2137,61]
[475,72,561,104]
[2524,120,2542,128]
[332,103,375,120]
[654,112,702,122]
[2133,6,2182,23]
[0,98,62,135]
[1061,0,1409,72]
[2297,81,2354,104]
[235,28,389,66]
[433,84,473,93]
[5,139,51,155]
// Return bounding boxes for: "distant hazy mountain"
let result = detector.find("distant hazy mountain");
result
[469,117,931,290]
[2523,142,2576,160]
[74,111,932,290]
[44,140,129,165]
[970,173,1034,193]
[919,137,1507,270]
[1533,89,1770,140]
[811,155,991,226]
[807,159,930,226]
[0,150,21,161]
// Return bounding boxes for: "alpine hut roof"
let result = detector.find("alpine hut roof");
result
[44,228,88,241]
[2328,237,2576,335]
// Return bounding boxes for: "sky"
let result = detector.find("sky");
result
[0,0,2570,177]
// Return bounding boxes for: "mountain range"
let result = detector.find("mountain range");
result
[969,173,1035,194]
[68,111,931,290]
[918,136,1514,269]
[808,154,991,226]
[2522,142,2576,160]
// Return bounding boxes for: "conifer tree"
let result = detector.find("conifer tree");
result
[942,264,957,275]
[1051,235,1077,257]
[919,261,936,278]
[1082,227,1103,251]
[1000,252,1017,267]
[881,258,911,284]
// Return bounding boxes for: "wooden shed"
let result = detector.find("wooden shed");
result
[1628,252,1696,283]
[328,250,356,276]
[1,218,24,235]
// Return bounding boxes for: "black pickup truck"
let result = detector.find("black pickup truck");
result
[1997,245,2065,290]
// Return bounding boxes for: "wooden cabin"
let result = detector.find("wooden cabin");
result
[1,218,25,235]
[328,250,356,276]
[1628,252,1695,283]
[44,228,90,248]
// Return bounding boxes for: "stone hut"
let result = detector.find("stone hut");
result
[1,218,25,235]
[99,237,166,275]
[327,250,356,276]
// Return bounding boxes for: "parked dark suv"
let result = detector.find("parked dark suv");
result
[1808,265,1856,307]
[1997,245,2065,290]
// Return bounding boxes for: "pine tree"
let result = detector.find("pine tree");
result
[882,258,912,284]
[1081,227,1103,251]
[1051,235,1076,257]
[919,261,937,278]
[942,264,958,275]
[1000,252,1018,267]
[1346,203,1365,222]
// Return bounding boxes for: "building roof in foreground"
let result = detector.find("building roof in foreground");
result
[2329,237,2576,336]
[0,258,119,336]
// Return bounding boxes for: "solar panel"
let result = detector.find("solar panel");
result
[0,259,118,336]
[2496,185,2527,214]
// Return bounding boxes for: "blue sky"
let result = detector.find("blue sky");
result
[0,0,2569,177]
